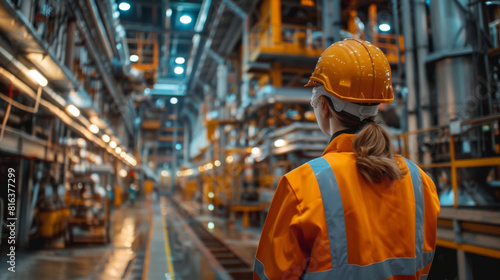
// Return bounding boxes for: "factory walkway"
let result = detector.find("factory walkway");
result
[0,195,260,280]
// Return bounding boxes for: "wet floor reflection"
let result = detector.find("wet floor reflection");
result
[160,197,217,280]
[0,202,152,280]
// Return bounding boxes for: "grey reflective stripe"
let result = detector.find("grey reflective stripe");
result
[404,158,426,270]
[305,157,434,279]
[308,157,347,267]
[254,258,270,280]
[303,252,435,280]
[421,274,429,280]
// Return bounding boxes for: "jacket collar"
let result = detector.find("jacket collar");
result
[322,129,358,155]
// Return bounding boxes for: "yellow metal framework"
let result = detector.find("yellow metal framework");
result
[394,114,500,259]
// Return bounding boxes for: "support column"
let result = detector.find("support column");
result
[429,0,475,125]
[18,159,34,249]
[322,0,341,46]
[457,250,473,280]
[271,63,282,87]
[401,0,418,159]
[270,0,282,46]
[413,0,431,129]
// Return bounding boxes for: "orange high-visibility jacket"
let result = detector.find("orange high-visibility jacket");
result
[254,133,440,280]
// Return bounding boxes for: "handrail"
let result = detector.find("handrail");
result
[394,113,500,208]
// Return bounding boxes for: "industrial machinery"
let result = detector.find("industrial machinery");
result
[0,0,140,250]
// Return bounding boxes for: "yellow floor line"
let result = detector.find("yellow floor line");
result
[161,212,176,280]
[142,204,154,280]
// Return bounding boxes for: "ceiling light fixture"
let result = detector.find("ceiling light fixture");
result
[175,57,185,64]
[118,2,130,11]
[130,54,139,62]
[180,15,192,24]
[109,141,117,149]
[89,124,99,134]
[102,134,110,143]
[166,8,172,17]
[174,66,184,74]
[66,104,80,117]
[170,97,178,104]
[28,69,48,87]
[378,23,391,32]
[274,139,286,148]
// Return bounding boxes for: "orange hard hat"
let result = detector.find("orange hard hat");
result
[305,38,393,104]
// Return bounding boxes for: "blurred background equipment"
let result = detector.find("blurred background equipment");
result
[0,0,499,279]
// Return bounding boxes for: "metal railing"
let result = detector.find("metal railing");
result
[393,113,500,208]
[248,22,323,58]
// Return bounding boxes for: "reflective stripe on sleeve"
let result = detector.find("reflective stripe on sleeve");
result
[254,258,270,280]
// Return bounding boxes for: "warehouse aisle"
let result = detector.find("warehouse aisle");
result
[0,201,152,280]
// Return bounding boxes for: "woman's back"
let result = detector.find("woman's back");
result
[254,133,440,280]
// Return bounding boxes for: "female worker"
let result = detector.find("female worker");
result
[253,39,440,280]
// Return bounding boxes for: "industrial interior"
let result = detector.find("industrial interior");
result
[0,0,499,279]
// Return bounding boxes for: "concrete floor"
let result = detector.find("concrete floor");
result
[0,196,260,280]
[0,199,151,280]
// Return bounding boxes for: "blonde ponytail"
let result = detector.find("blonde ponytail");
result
[352,122,405,183]
[321,96,405,183]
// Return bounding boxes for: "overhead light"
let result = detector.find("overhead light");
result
[102,134,111,143]
[207,163,213,170]
[176,171,182,177]
[274,139,286,148]
[120,151,126,158]
[207,222,215,229]
[119,169,128,177]
[161,170,169,177]
[170,97,178,104]
[214,160,221,167]
[198,166,204,172]
[89,115,100,125]
[174,66,184,74]
[113,11,120,19]
[166,8,172,17]
[66,104,80,117]
[89,124,99,134]
[110,141,117,149]
[28,69,48,87]
[175,57,185,64]
[175,143,182,150]
[115,147,122,154]
[226,155,233,163]
[144,88,150,95]
[180,15,192,24]
[118,2,130,11]
[251,147,261,156]
[208,204,214,211]
[379,23,391,32]
[130,54,139,62]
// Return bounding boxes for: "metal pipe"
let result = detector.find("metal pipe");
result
[70,0,134,135]
[401,0,417,133]
[185,0,212,84]
[429,0,475,125]
[322,0,341,46]
[86,0,114,61]
[0,68,42,114]
[392,0,403,82]
[0,88,12,140]
[65,19,76,72]
[413,0,431,129]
